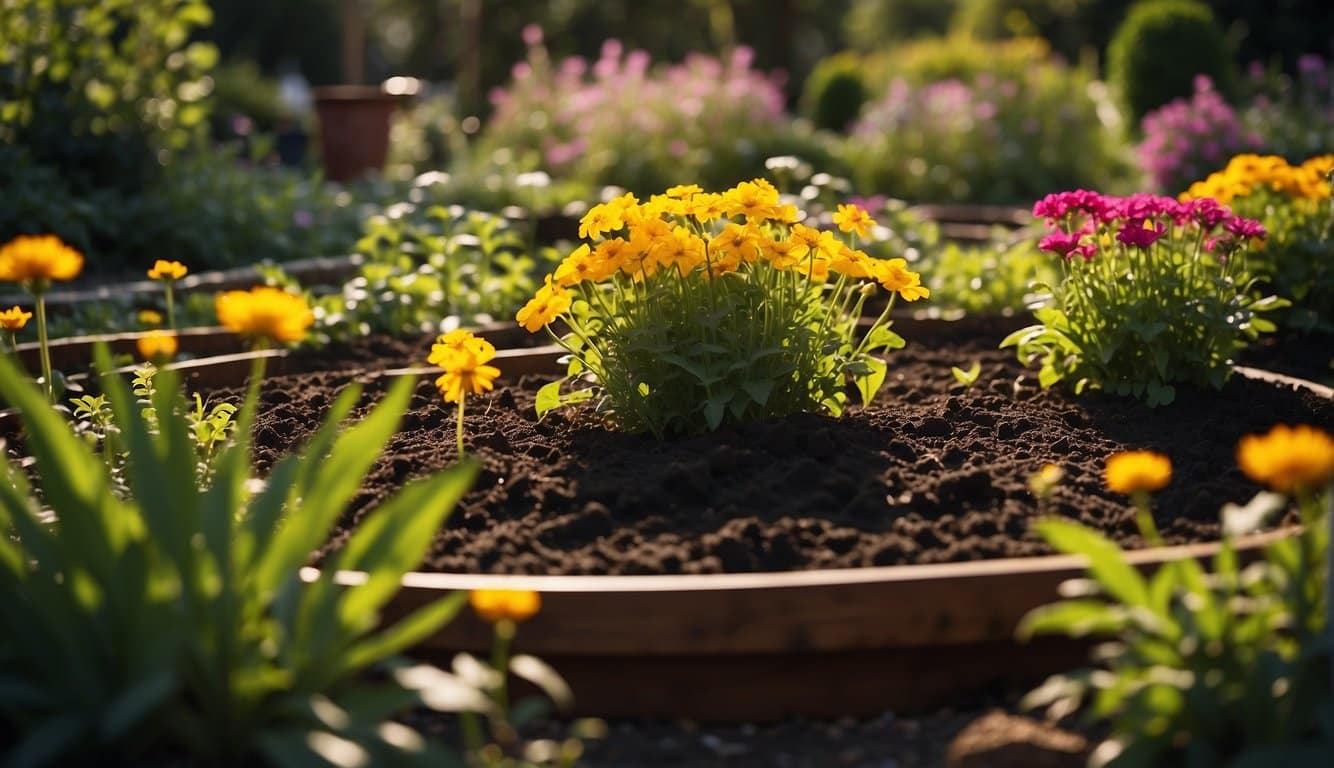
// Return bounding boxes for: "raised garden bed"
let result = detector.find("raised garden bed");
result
[118,324,1326,721]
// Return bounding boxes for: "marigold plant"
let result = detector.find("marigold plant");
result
[148,258,189,329]
[428,329,500,456]
[0,305,30,354]
[1183,154,1334,329]
[1003,191,1285,406]
[517,180,927,436]
[1237,423,1334,496]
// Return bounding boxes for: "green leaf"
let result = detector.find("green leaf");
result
[853,357,888,405]
[951,360,981,388]
[535,380,563,419]
[1034,520,1150,608]
[340,592,468,674]
[1018,600,1127,639]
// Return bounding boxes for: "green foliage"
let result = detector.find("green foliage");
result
[0,0,217,188]
[951,359,982,388]
[0,345,480,766]
[916,235,1058,315]
[801,53,869,132]
[1107,0,1235,124]
[0,142,387,275]
[1020,493,1332,766]
[842,0,959,51]
[314,201,549,339]
[209,59,294,136]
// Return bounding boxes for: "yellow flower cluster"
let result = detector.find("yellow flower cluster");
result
[0,305,31,332]
[215,286,315,345]
[147,259,188,282]
[429,329,500,404]
[1183,154,1334,205]
[517,180,927,330]
[0,235,84,286]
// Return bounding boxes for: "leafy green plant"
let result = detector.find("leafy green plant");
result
[916,234,1058,315]
[315,203,549,339]
[1107,0,1235,124]
[0,345,481,766]
[1003,191,1285,406]
[1020,436,1333,767]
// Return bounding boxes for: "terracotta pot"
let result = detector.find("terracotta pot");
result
[313,85,400,182]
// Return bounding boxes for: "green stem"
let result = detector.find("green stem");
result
[36,292,52,403]
[491,620,515,720]
[1133,492,1162,546]
[165,282,177,331]
[457,392,467,457]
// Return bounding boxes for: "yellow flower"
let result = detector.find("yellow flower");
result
[515,278,572,332]
[709,223,763,266]
[434,348,501,404]
[553,244,617,286]
[469,589,541,624]
[136,330,178,362]
[721,179,781,221]
[1237,424,1334,493]
[215,286,315,345]
[665,183,702,199]
[788,223,824,259]
[138,309,164,327]
[578,202,624,240]
[429,329,495,367]
[649,227,706,274]
[871,258,929,301]
[832,204,875,238]
[0,235,83,286]
[147,259,188,281]
[0,305,32,332]
[1104,451,1172,495]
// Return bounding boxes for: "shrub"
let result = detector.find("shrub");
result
[517,181,928,437]
[866,34,1055,89]
[1106,0,1234,124]
[1004,191,1285,405]
[0,346,479,765]
[801,53,869,132]
[1183,154,1334,331]
[480,36,839,195]
[1137,76,1261,194]
[845,49,1128,204]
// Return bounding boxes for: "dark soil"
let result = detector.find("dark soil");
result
[1238,327,1334,385]
[233,331,1334,575]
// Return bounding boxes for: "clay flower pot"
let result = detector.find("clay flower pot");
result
[313,85,400,182]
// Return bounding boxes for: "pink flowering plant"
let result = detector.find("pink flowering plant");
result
[1002,191,1288,405]
[481,30,828,195]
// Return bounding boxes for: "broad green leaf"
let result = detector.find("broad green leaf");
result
[1035,520,1150,608]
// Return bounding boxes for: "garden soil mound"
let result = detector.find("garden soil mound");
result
[241,333,1334,575]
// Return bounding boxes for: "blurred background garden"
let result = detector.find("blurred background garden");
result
[2,0,1331,297]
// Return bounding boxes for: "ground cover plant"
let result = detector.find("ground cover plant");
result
[1004,190,1285,405]
[519,180,927,436]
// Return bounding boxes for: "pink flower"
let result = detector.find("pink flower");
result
[1224,216,1266,240]
[1116,219,1167,248]
[1039,231,1092,259]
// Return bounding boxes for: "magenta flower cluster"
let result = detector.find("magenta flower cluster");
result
[1137,76,1261,193]
[1034,190,1265,259]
